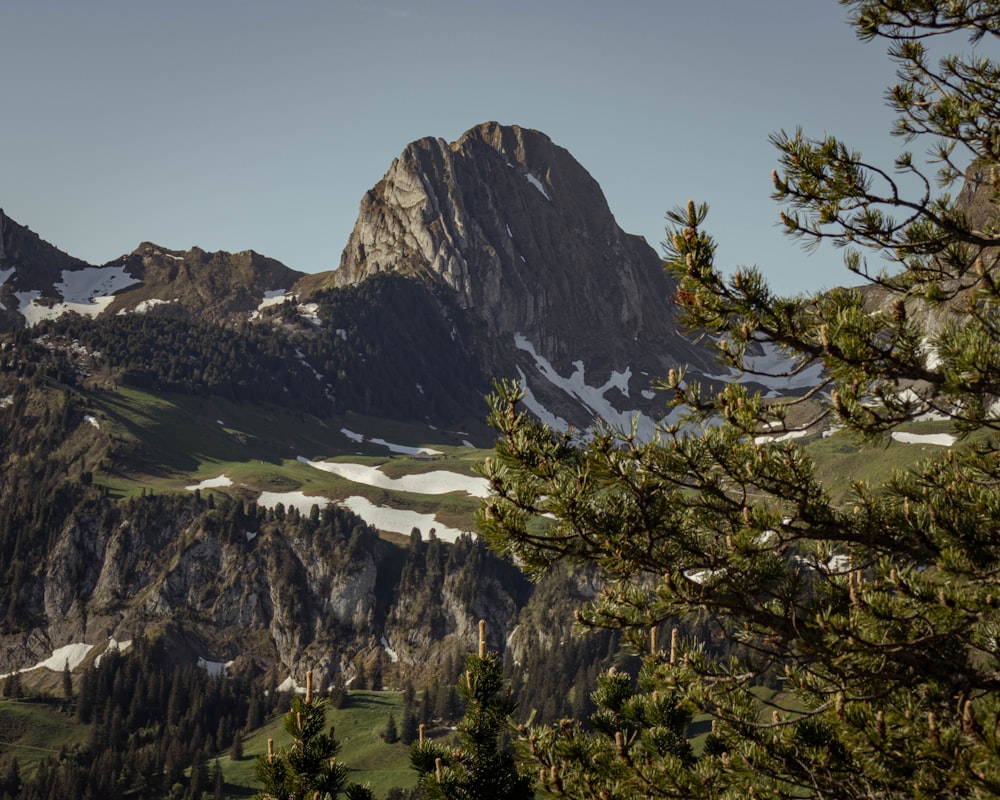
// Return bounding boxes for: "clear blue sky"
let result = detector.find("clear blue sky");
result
[2,0,909,294]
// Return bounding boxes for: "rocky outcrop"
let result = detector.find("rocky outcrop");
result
[337,122,716,429]
[0,495,528,687]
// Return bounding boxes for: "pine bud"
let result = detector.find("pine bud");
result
[876,710,885,738]
[479,619,487,660]
[929,712,939,745]
[835,692,845,721]
[687,199,697,227]
[670,628,679,666]
[435,757,443,783]
[964,699,975,735]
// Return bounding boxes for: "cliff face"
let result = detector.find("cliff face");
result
[1,494,528,689]
[337,122,715,429]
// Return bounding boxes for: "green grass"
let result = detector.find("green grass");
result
[0,691,433,798]
[79,386,493,535]
[219,691,420,798]
[0,698,90,777]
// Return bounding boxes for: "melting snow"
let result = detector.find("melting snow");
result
[1,642,96,678]
[0,396,12,408]
[84,415,100,429]
[891,431,956,446]
[277,676,306,694]
[17,266,140,325]
[128,298,173,314]
[339,428,443,456]
[96,638,132,667]
[514,333,658,438]
[526,173,551,200]
[257,490,327,515]
[0,267,14,284]
[754,429,809,444]
[297,456,488,497]
[381,635,399,663]
[186,474,233,491]
[198,657,234,676]
[704,341,826,395]
[338,496,473,542]
[258,289,291,310]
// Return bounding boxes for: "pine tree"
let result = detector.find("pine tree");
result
[255,671,374,800]
[479,2,1000,796]
[410,621,533,800]
[382,712,400,744]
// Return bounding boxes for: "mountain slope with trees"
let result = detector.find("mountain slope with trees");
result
[480,1,1000,797]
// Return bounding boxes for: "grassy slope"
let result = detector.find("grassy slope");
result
[0,691,429,799]
[82,386,490,533]
[0,699,90,777]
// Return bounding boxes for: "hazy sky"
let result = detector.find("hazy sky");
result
[3,1,914,294]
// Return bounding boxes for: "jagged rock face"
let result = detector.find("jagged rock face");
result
[337,122,715,429]
[108,243,306,323]
[0,496,528,687]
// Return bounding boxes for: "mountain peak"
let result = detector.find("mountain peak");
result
[335,122,713,429]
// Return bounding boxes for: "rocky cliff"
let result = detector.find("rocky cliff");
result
[337,122,715,430]
[1,491,528,690]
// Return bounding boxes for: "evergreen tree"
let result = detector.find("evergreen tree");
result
[479,2,1000,797]
[382,712,400,744]
[255,671,374,800]
[410,621,533,800]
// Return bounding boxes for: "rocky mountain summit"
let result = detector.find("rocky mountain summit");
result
[1,123,718,431]
[337,122,715,429]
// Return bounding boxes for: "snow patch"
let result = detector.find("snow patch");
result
[1,642,96,679]
[84,415,100,429]
[186,474,233,491]
[17,266,140,325]
[526,173,551,200]
[96,638,132,667]
[704,341,826,395]
[297,456,488,497]
[754,429,809,444]
[258,289,291,310]
[338,496,473,542]
[257,490,327,515]
[514,334,657,438]
[277,676,306,694]
[381,635,399,663]
[198,657,234,676]
[0,267,14,285]
[0,396,12,409]
[339,428,443,456]
[890,431,956,447]
[127,298,173,314]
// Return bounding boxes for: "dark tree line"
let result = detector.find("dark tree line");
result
[13,272,489,425]
[2,638,284,800]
